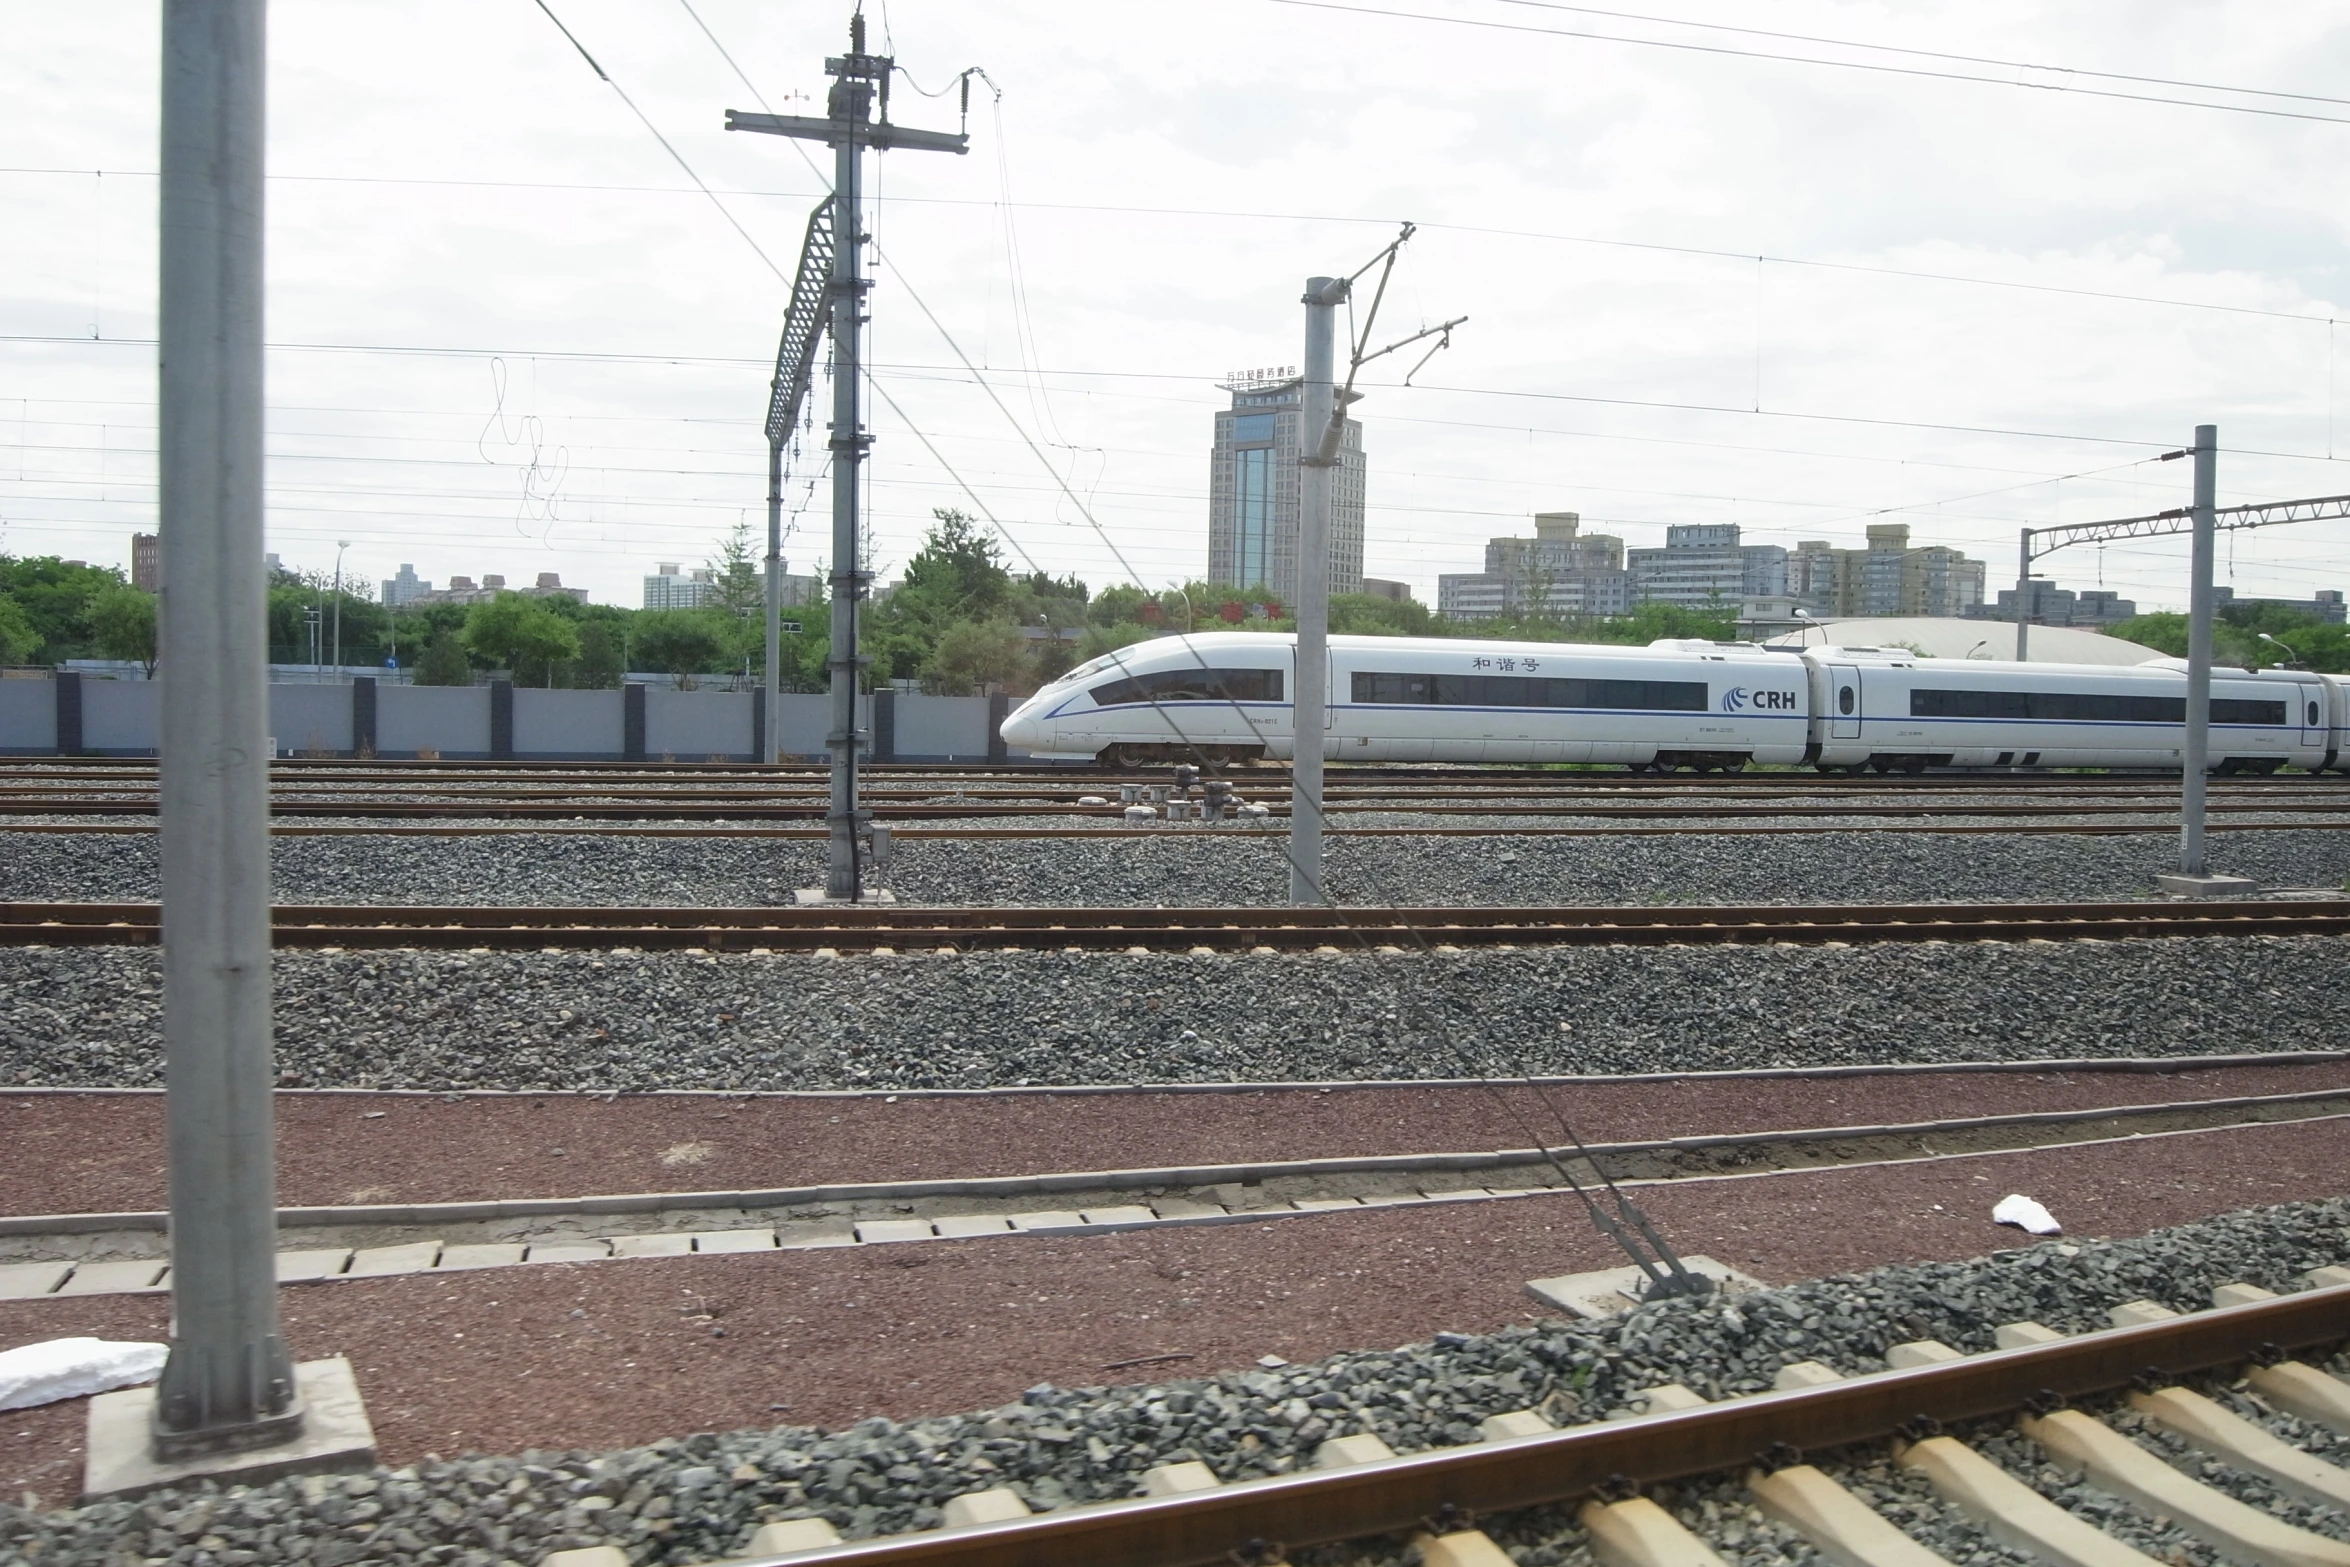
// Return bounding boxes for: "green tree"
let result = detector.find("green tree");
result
[1330,591,1439,637]
[573,620,625,689]
[923,617,1029,695]
[0,556,130,662]
[632,609,730,690]
[462,593,582,685]
[88,586,158,675]
[0,594,39,666]
[707,518,765,623]
[414,632,474,686]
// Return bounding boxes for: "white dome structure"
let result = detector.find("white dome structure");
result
[1763,616,2163,666]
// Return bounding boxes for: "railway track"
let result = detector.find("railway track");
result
[4,896,2347,950]
[8,1082,2343,1275]
[685,1273,2350,1567]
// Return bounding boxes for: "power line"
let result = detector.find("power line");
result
[5,167,2333,328]
[1272,0,2350,129]
[4,331,2228,455]
[1491,0,2350,110]
[528,0,788,284]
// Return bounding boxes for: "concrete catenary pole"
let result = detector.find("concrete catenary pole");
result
[152,0,304,1457]
[2013,529,2033,662]
[764,441,784,762]
[2180,423,2218,876]
[1288,276,1347,905]
[821,27,874,899]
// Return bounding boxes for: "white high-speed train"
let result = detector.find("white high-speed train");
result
[998,632,2349,774]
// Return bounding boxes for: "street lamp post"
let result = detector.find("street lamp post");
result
[330,540,350,676]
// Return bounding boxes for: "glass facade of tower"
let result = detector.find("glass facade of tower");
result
[1208,378,1364,602]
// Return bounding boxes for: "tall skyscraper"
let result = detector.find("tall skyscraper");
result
[1206,368,1365,601]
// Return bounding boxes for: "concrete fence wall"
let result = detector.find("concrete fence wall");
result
[0,675,1035,762]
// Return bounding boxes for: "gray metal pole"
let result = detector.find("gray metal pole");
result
[2180,423,2218,876]
[1288,277,1345,905]
[764,439,783,762]
[152,0,303,1458]
[2013,530,2032,662]
[824,44,871,900]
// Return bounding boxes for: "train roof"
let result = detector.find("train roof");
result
[1106,632,1789,662]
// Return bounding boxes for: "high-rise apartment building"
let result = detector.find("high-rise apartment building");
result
[1206,368,1365,601]
[381,563,431,607]
[1790,524,1984,618]
[644,562,719,610]
[1438,512,1632,620]
[1625,523,1788,607]
[131,533,159,592]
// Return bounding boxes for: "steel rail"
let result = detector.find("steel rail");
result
[6,1083,2340,1241]
[4,759,2343,790]
[735,1284,2350,1567]
[0,795,2342,823]
[4,897,2347,950]
[0,820,2345,843]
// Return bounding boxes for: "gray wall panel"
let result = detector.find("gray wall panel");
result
[514,688,625,757]
[83,679,161,753]
[896,693,991,760]
[270,684,355,755]
[645,689,754,760]
[379,685,491,757]
[0,678,58,753]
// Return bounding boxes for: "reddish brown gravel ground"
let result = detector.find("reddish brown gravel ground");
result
[7,1058,2349,1216]
[4,1112,2346,1507]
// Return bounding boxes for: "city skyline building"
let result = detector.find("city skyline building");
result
[131,532,159,592]
[1437,512,1633,620]
[381,563,431,607]
[1790,524,1986,619]
[1625,523,1788,608]
[1206,369,1365,602]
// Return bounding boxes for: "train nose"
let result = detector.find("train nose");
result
[999,701,1044,752]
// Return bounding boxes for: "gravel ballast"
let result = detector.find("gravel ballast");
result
[0,825,2344,906]
[6,1198,2347,1567]
[1,935,2344,1092]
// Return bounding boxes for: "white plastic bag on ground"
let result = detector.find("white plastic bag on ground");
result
[1992,1194,2062,1236]
[0,1336,168,1411]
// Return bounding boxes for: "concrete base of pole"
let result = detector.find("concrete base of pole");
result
[1524,1255,1757,1320]
[791,887,897,906]
[2154,872,2261,899]
[82,1357,375,1502]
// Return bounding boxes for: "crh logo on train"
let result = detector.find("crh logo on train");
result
[1721,687,1800,713]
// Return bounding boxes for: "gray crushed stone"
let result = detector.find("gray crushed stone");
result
[8,1199,2347,1567]
[0,935,2345,1091]
[0,826,2344,907]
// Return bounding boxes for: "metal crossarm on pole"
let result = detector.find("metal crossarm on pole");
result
[762,197,837,765]
[728,12,967,898]
[2011,483,2350,661]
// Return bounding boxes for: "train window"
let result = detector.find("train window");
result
[1837,685,1854,715]
[2211,698,2288,725]
[1089,667,1283,707]
[1349,671,1706,711]
[1908,688,2288,725]
[2311,701,2323,727]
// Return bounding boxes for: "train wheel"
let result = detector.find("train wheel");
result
[1869,758,1893,774]
[1901,756,1928,774]
[1111,744,1156,770]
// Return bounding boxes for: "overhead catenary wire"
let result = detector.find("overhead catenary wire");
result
[1491,0,2350,109]
[1272,0,2350,130]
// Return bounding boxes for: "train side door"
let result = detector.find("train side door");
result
[1827,664,1863,740]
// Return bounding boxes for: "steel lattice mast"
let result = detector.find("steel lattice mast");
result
[759,196,836,766]
[729,13,967,900]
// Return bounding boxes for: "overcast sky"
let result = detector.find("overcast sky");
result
[6,1,2350,614]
